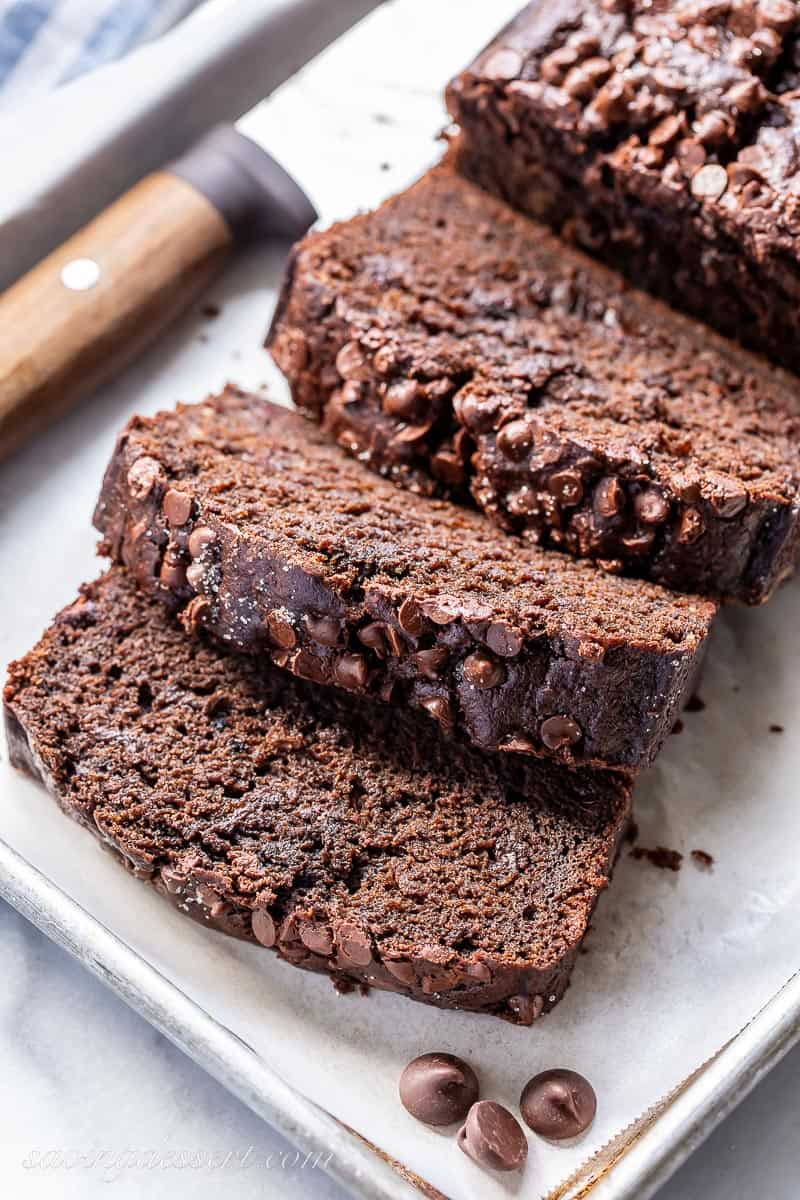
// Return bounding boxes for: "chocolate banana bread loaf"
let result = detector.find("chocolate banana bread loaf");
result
[447,0,800,374]
[4,568,632,1025]
[95,388,714,772]
[267,165,800,603]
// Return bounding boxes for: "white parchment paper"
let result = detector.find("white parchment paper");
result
[2,3,799,1198]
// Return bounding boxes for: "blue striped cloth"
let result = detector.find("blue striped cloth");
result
[0,0,203,99]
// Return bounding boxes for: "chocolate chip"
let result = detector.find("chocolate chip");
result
[333,653,369,690]
[414,648,449,679]
[384,624,405,657]
[458,1102,528,1172]
[159,553,187,590]
[335,341,368,381]
[163,488,193,526]
[549,470,584,507]
[336,922,372,967]
[423,594,461,625]
[127,456,164,500]
[465,960,492,983]
[292,650,326,683]
[267,610,297,650]
[398,597,425,637]
[358,622,388,657]
[272,327,308,374]
[383,379,421,419]
[385,959,415,986]
[463,652,506,689]
[635,487,670,525]
[594,476,625,519]
[420,695,455,728]
[708,479,748,518]
[305,613,341,647]
[726,78,764,114]
[690,163,728,201]
[251,908,276,948]
[188,525,216,559]
[486,622,523,658]
[299,923,333,956]
[482,47,523,80]
[508,993,544,1024]
[678,507,704,543]
[520,1069,597,1139]
[540,715,582,751]
[496,419,533,461]
[400,1053,480,1127]
[649,112,687,149]
[390,421,433,446]
[185,562,206,592]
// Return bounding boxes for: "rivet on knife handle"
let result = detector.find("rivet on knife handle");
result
[0,124,317,463]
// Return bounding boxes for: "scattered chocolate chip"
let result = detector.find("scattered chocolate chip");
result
[691,849,714,870]
[383,379,421,419]
[267,611,297,650]
[508,993,544,1024]
[635,487,670,525]
[385,959,415,986]
[187,525,216,559]
[305,613,341,647]
[358,621,388,657]
[770,723,784,733]
[127,456,164,500]
[690,163,729,201]
[463,651,506,689]
[414,647,449,679]
[486,622,523,657]
[482,47,523,81]
[335,341,368,381]
[630,845,683,871]
[685,694,705,712]
[594,476,625,519]
[420,695,455,728]
[458,1101,528,1172]
[549,470,584,507]
[336,922,372,967]
[496,419,533,461]
[251,908,276,948]
[163,488,193,527]
[520,1069,597,1140]
[398,597,425,637]
[671,718,684,735]
[400,1053,480,1126]
[299,922,333,956]
[540,715,582,751]
[333,653,369,690]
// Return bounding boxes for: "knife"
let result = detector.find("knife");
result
[0,123,317,463]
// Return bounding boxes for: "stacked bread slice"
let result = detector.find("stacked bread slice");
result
[6,5,800,1024]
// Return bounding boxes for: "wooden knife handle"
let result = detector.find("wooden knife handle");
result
[0,171,233,462]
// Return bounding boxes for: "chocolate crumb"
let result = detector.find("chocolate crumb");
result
[332,976,354,995]
[670,718,684,735]
[691,849,714,870]
[380,162,392,172]
[624,820,639,845]
[770,724,784,733]
[201,303,221,319]
[630,845,683,871]
[685,694,705,713]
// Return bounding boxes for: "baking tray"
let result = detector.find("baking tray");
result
[3,2,800,1198]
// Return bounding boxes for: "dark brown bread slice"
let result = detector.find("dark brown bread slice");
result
[447,0,800,374]
[94,387,714,773]
[267,163,800,605]
[4,568,632,1025]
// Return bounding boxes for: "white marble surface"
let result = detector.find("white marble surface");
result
[3,4,800,1199]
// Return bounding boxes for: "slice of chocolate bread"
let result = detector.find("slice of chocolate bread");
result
[4,568,632,1025]
[267,164,800,604]
[94,388,714,773]
[447,0,800,375]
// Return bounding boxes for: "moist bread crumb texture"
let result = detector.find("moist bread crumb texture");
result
[94,388,715,772]
[268,164,800,604]
[4,569,631,1024]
